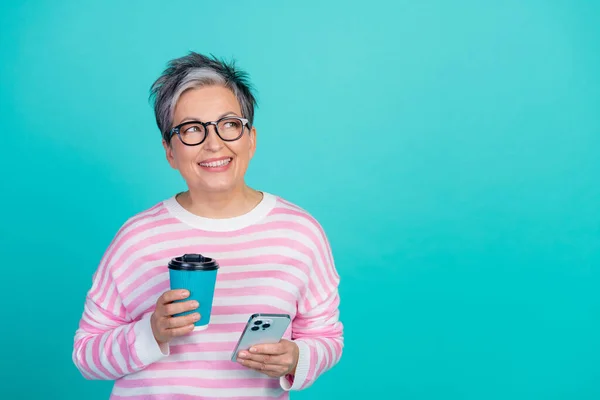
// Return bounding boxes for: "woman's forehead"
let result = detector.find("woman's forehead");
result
[174,86,241,121]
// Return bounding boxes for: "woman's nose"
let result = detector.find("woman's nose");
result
[202,125,224,151]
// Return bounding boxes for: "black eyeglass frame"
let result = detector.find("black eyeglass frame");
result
[168,116,249,146]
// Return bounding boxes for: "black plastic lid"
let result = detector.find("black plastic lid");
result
[168,254,219,271]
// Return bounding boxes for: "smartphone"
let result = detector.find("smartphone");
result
[231,313,291,361]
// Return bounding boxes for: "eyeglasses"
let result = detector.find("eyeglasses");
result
[169,116,249,146]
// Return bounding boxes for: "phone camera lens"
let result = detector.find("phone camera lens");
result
[254,320,262,325]
[251,326,259,331]
[262,323,270,329]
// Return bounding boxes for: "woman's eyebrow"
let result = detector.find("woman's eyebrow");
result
[178,111,240,124]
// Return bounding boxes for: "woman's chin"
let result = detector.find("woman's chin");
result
[192,180,239,194]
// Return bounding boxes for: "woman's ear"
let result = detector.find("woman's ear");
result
[248,126,257,160]
[162,139,177,169]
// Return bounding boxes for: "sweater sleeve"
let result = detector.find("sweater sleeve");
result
[72,226,169,380]
[280,220,344,391]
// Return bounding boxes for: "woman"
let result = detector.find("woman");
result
[72,52,344,399]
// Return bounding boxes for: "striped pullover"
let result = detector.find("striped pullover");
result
[72,192,344,399]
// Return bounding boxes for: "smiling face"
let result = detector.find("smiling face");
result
[163,85,257,194]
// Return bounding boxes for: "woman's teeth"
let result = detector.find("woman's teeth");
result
[199,158,232,167]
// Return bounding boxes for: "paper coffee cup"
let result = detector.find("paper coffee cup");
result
[168,253,219,331]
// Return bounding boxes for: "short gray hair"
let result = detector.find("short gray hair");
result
[149,52,257,144]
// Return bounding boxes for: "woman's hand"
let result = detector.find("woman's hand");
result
[236,339,299,378]
[151,289,200,345]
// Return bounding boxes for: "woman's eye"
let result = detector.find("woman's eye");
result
[185,125,200,133]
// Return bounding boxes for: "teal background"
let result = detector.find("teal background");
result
[1,0,599,399]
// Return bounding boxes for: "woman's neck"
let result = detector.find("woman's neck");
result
[175,185,263,219]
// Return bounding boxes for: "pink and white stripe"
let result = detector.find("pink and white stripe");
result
[72,193,344,399]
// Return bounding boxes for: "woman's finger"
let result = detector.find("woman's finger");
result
[165,323,196,339]
[238,358,288,375]
[165,312,201,329]
[164,300,199,317]
[158,289,190,306]
[239,352,290,367]
[247,342,286,355]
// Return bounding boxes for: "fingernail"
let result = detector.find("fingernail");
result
[239,352,247,358]
[194,313,201,320]
[180,290,189,296]
[250,347,257,353]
